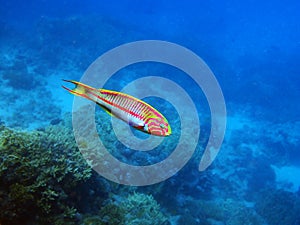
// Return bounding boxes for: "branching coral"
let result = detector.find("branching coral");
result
[97,192,168,225]
[121,192,167,225]
[0,124,92,224]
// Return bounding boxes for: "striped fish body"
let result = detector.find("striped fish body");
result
[62,80,171,136]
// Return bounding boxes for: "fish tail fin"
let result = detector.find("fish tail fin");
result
[62,80,94,98]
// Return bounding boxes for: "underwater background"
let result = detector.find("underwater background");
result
[0,0,300,224]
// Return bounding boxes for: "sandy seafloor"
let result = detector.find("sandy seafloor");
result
[0,0,300,224]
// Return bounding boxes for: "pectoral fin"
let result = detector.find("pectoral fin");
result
[97,103,113,117]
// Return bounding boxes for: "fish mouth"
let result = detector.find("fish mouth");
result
[166,124,172,136]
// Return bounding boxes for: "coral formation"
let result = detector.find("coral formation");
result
[96,192,168,225]
[2,58,38,90]
[178,198,264,225]
[120,192,167,225]
[0,122,168,225]
[0,124,92,224]
[255,189,300,225]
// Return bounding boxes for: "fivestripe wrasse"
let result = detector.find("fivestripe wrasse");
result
[62,80,171,136]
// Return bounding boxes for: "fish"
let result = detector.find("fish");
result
[62,80,171,136]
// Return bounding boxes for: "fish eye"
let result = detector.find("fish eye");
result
[160,123,166,129]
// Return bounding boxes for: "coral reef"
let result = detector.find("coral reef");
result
[0,10,299,225]
[92,192,168,225]
[81,215,104,225]
[2,58,38,90]
[0,68,62,129]
[0,122,168,225]
[178,198,265,225]
[120,192,167,225]
[0,124,92,224]
[255,189,300,225]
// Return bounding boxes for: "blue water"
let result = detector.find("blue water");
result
[1,0,300,224]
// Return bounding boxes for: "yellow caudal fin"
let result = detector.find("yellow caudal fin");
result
[62,80,92,97]
[62,80,107,105]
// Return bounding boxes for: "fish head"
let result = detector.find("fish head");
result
[147,117,171,136]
